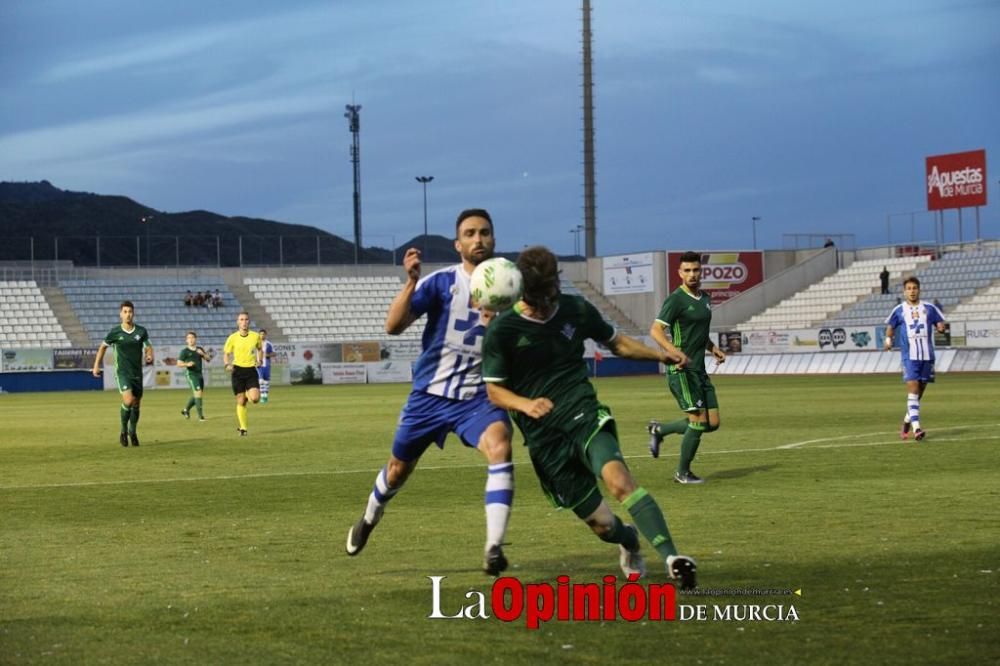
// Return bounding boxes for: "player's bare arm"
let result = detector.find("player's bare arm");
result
[648,321,689,368]
[486,383,554,419]
[706,339,726,364]
[385,248,422,334]
[92,343,108,377]
[145,344,154,365]
[607,333,682,365]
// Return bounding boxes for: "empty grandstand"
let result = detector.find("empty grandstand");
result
[738,257,931,331]
[0,280,71,348]
[246,276,423,342]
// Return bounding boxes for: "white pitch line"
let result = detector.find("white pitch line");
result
[2,424,999,491]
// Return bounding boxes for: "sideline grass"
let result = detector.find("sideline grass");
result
[2,374,998,664]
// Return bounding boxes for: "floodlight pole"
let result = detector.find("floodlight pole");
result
[416,176,434,259]
[345,104,363,265]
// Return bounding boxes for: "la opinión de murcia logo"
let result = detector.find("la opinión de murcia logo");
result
[927,165,984,197]
[427,575,800,629]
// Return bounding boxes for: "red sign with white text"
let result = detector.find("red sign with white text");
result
[926,149,987,211]
[667,251,764,305]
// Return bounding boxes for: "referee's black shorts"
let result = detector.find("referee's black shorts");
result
[231,365,261,395]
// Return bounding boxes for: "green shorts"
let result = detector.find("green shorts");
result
[667,369,718,413]
[115,371,144,399]
[526,404,624,518]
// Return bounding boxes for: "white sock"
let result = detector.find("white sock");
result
[485,463,514,548]
[907,393,921,430]
[364,467,397,525]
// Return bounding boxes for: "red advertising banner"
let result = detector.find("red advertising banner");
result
[667,251,764,305]
[926,149,987,211]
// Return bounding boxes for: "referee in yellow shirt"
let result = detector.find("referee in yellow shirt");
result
[224,311,264,436]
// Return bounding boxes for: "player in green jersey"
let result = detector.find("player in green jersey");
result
[647,251,727,484]
[92,301,154,447]
[178,331,212,421]
[482,246,697,588]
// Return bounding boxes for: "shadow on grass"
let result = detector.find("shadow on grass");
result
[707,463,779,480]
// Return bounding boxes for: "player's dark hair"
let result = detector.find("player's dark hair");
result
[259,329,267,335]
[517,245,561,309]
[455,208,493,236]
[186,330,197,337]
[903,276,920,288]
[679,251,701,264]
[120,300,134,310]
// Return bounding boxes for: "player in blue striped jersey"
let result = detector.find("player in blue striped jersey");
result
[884,276,946,441]
[346,209,514,575]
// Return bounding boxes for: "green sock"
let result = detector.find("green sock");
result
[186,397,196,411]
[128,406,140,434]
[195,398,204,418]
[595,514,639,551]
[119,404,130,432]
[623,488,677,558]
[656,418,689,436]
[678,424,704,474]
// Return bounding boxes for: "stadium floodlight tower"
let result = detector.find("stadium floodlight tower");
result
[416,176,434,259]
[345,104,362,265]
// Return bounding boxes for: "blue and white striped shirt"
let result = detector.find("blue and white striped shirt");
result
[885,301,945,362]
[410,264,487,401]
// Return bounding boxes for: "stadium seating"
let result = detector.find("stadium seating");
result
[246,276,424,342]
[61,279,241,346]
[947,284,1000,321]
[823,250,1000,326]
[739,257,929,331]
[0,280,72,348]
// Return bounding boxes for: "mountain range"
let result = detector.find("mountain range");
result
[0,181,474,267]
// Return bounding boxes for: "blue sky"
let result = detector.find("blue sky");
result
[1,1,998,255]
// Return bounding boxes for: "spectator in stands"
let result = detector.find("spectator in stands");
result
[880,266,890,295]
[91,300,153,448]
[203,288,214,308]
[193,291,205,307]
[212,289,223,308]
[184,290,194,307]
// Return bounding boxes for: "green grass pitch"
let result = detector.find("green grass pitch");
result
[2,374,998,664]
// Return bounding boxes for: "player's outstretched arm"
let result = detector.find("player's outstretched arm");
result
[385,248,422,335]
[486,382,553,420]
[608,333,682,365]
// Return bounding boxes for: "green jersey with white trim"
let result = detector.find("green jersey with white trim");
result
[103,324,150,380]
[178,346,204,377]
[655,287,712,373]
[482,294,614,446]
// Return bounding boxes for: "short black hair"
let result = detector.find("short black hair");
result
[903,276,920,288]
[679,251,701,264]
[120,300,134,310]
[455,208,493,235]
[186,330,197,337]
[259,329,267,335]
[517,245,561,308]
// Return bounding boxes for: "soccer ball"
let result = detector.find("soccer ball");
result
[470,257,523,311]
